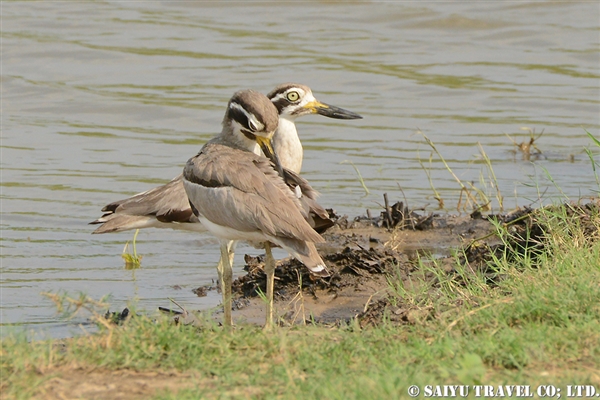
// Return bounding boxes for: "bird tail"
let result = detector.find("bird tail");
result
[271,237,330,277]
[89,214,155,234]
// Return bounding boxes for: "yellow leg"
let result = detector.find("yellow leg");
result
[227,240,237,269]
[216,259,224,300]
[216,240,237,293]
[264,242,276,330]
[219,242,233,327]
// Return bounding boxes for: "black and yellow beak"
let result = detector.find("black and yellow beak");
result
[304,100,363,120]
[256,136,285,178]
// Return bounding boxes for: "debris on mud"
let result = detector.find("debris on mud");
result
[104,308,131,325]
[229,196,600,328]
[356,298,433,328]
[192,286,208,297]
[463,201,600,271]
[158,299,205,327]
[332,198,435,231]
[506,128,545,161]
[232,245,408,301]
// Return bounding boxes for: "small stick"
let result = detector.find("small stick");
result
[383,193,393,228]
[169,297,187,313]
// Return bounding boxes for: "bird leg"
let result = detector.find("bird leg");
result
[264,241,276,330]
[219,241,234,327]
[227,240,237,269]
[215,240,237,293]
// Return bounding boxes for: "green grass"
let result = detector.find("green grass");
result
[121,228,142,269]
[2,204,600,399]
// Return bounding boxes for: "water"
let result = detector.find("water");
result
[2,1,599,338]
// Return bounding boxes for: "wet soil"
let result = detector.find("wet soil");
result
[223,198,600,327]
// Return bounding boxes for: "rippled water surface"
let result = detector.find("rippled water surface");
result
[3,1,599,337]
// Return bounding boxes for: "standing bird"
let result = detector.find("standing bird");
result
[90,83,361,234]
[182,89,328,328]
[89,84,361,325]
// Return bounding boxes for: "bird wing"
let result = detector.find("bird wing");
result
[183,143,324,244]
[99,175,195,223]
[282,168,333,233]
[282,169,329,218]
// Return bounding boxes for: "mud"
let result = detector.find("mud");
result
[223,198,600,327]
[31,368,197,400]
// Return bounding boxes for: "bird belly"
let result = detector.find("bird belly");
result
[198,216,266,242]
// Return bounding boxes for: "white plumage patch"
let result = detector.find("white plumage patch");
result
[311,264,327,273]
[229,101,264,132]
[270,87,305,103]
[198,216,267,242]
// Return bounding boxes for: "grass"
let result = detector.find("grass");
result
[2,203,600,399]
[341,159,370,195]
[585,129,600,192]
[506,127,544,161]
[477,143,503,211]
[122,229,142,269]
[418,131,482,211]
[417,131,504,212]
[418,150,445,209]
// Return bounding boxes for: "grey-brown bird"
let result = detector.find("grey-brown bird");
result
[90,84,361,235]
[89,85,362,326]
[182,89,328,328]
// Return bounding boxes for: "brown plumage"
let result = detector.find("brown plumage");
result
[183,143,326,271]
[282,169,333,233]
[90,85,363,327]
[182,89,329,328]
[89,84,361,235]
[89,174,199,233]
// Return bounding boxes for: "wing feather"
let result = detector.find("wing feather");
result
[98,175,196,223]
[183,143,323,244]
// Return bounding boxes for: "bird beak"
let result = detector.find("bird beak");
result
[256,136,285,178]
[304,101,363,120]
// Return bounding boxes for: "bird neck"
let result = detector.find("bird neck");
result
[272,117,303,174]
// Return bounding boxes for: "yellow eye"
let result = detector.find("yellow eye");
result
[286,91,300,102]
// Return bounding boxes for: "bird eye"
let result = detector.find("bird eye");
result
[248,119,257,131]
[286,91,300,102]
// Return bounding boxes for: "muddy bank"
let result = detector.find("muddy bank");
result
[222,200,490,326]
[217,198,600,327]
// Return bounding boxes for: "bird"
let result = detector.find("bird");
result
[89,83,361,235]
[89,84,362,325]
[267,83,363,174]
[182,89,329,328]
